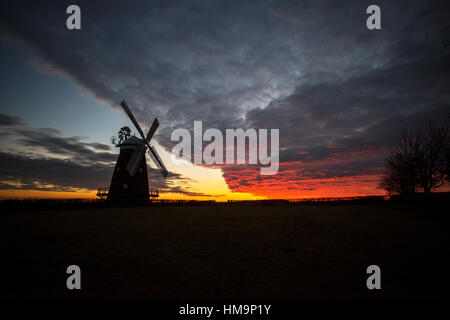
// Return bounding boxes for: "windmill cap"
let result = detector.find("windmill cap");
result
[118,136,144,149]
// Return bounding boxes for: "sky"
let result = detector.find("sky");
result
[0,0,449,200]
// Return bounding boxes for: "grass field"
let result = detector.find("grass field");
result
[0,203,448,299]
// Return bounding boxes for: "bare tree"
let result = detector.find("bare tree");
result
[380,131,418,195]
[380,122,449,195]
[446,143,450,181]
[414,123,449,193]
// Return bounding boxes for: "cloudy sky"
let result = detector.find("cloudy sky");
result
[0,0,449,200]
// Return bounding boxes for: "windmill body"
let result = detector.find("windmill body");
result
[108,136,149,201]
[103,100,168,202]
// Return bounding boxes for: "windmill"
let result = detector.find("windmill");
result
[106,100,168,201]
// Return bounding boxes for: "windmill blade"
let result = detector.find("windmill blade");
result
[126,143,146,177]
[148,145,168,177]
[146,118,159,142]
[120,100,168,178]
[120,100,146,140]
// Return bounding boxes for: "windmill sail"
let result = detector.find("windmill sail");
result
[120,100,168,178]
[126,143,146,177]
[148,145,168,177]
[126,118,162,177]
[146,118,159,142]
[120,100,146,140]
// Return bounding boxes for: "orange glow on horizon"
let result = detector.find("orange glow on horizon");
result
[0,189,98,200]
[0,183,385,201]
[0,189,265,202]
[0,158,387,201]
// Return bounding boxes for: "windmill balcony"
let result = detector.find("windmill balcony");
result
[149,189,159,198]
[96,187,109,200]
[96,187,159,200]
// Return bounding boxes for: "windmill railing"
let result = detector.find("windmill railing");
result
[149,189,159,198]
[96,187,109,200]
[96,187,159,200]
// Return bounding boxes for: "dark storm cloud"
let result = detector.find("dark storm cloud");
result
[1,0,450,194]
[247,53,450,165]
[0,114,24,126]
[0,151,112,191]
[14,127,115,164]
[0,150,186,192]
[0,125,189,193]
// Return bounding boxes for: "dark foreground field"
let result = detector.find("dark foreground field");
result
[0,203,448,299]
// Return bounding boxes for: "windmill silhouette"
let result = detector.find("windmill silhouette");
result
[105,100,168,201]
